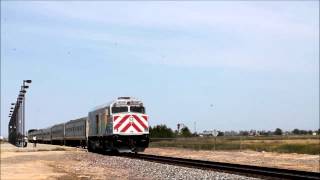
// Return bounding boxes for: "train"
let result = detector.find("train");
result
[27,97,149,153]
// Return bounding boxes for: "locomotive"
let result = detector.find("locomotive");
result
[27,97,149,153]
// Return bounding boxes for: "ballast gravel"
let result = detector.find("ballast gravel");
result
[62,151,261,180]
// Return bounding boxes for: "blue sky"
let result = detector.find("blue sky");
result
[1,1,319,136]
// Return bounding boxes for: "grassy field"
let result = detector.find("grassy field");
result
[150,135,320,155]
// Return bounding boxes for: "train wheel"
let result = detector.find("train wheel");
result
[88,140,94,152]
[87,140,92,152]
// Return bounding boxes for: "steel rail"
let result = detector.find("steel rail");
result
[122,153,319,180]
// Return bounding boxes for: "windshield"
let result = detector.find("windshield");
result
[112,106,128,113]
[130,106,145,113]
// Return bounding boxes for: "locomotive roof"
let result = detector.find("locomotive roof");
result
[90,97,143,112]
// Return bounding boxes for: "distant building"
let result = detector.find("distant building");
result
[200,130,214,136]
[249,130,258,136]
[224,131,239,136]
[199,130,220,137]
[312,132,317,136]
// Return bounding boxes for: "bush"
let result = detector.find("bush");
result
[274,128,283,135]
[180,127,192,137]
[150,125,175,138]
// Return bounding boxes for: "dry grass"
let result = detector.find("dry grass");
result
[150,135,320,155]
[37,147,67,151]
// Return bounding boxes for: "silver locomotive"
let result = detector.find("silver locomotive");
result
[27,97,149,153]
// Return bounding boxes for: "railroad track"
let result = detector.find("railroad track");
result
[122,153,320,180]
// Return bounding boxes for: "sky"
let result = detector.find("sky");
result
[1,1,319,137]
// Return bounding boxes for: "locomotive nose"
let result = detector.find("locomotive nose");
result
[113,113,148,134]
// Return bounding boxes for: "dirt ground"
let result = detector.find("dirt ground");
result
[1,143,319,180]
[144,147,320,172]
[0,143,128,180]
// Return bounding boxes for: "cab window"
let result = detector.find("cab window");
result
[130,106,145,113]
[112,106,128,113]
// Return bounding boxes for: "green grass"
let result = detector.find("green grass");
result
[275,144,319,154]
[150,135,320,155]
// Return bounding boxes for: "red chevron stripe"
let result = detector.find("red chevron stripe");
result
[120,122,131,132]
[113,116,120,122]
[142,115,148,121]
[132,114,147,129]
[132,122,142,132]
[114,115,130,130]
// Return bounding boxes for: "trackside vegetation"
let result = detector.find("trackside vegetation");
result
[149,125,320,155]
[150,136,320,155]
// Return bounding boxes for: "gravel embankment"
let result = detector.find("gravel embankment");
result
[62,152,261,180]
[143,148,320,172]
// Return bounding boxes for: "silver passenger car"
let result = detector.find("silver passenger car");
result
[42,127,51,143]
[65,117,87,147]
[35,129,44,142]
[51,123,65,145]
[27,129,40,143]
